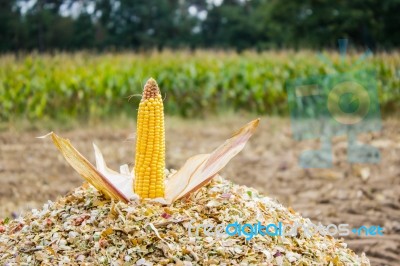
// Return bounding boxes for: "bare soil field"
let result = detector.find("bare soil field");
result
[0,116,399,265]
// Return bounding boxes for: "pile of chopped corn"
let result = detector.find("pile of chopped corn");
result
[0,173,369,265]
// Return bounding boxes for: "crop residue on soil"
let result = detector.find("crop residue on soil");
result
[0,174,369,265]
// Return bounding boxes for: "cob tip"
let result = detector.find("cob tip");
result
[142,78,160,100]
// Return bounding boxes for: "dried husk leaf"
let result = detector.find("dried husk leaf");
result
[93,144,137,200]
[165,154,210,203]
[165,118,260,203]
[50,132,129,203]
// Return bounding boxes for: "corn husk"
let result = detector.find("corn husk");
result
[165,118,259,203]
[47,119,260,204]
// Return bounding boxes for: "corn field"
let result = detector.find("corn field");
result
[1,51,399,121]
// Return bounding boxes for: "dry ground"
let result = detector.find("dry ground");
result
[0,116,399,265]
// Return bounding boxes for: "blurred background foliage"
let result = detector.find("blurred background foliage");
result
[1,51,399,121]
[1,0,399,52]
[1,0,400,122]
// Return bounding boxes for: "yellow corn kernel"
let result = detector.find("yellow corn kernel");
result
[134,78,165,198]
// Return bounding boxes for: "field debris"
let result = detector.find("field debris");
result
[0,174,369,265]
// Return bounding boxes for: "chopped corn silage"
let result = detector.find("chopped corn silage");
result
[0,173,369,265]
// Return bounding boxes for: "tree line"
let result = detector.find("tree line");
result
[1,0,399,52]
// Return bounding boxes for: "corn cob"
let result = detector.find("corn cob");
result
[134,78,165,198]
